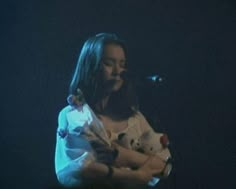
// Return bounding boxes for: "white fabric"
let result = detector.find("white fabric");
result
[54,103,157,187]
[55,104,110,187]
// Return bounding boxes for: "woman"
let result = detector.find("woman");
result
[55,33,171,189]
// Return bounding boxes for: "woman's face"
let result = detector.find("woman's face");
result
[101,44,127,93]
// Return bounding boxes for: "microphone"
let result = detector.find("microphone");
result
[120,71,164,87]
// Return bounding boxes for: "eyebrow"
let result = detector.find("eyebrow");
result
[102,57,126,62]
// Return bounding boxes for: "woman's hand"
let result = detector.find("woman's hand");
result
[126,156,165,184]
[138,156,166,177]
[135,158,157,183]
[90,140,118,165]
[112,142,166,170]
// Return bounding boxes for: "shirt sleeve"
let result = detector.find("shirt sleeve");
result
[54,106,96,187]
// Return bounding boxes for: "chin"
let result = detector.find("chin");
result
[110,83,123,92]
[111,87,121,92]
[114,81,124,90]
[105,80,123,93]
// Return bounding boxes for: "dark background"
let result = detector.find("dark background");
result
[1,0,236,189]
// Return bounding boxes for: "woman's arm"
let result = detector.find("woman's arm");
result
[80,159,162,185]
[91,141,166,172]
[113,143,166,171]
[79,141,166,185]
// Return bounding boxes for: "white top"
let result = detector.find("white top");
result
[54,103,155,187]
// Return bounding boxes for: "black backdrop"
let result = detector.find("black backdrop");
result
[1,0,236,189]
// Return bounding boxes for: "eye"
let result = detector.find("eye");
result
[103,60,113,67]
[119,61,127,69]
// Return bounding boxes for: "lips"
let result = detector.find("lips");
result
[111,76,121,80]
[108,78,122,82]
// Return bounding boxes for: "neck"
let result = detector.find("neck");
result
[101,95,110,109]
[95,94,110,113]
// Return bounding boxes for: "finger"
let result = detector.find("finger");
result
[141,156,166,175]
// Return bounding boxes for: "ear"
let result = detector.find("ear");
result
[160,134,169,147]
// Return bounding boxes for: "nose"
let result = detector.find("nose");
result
[112,63,122,76]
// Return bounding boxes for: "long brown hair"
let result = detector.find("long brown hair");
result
[69,33,138,119]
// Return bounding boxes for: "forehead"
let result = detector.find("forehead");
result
[103,44,126,58]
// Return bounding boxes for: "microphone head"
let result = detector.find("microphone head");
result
[146,75,163,83]
[120,71,164,88]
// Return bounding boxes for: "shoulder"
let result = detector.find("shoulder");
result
[58,104,94,121]
[132,111,154,133]
[58,105,72,115]
[133,111,146,121]
[136,111,144,117]
[57,106,72,128]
